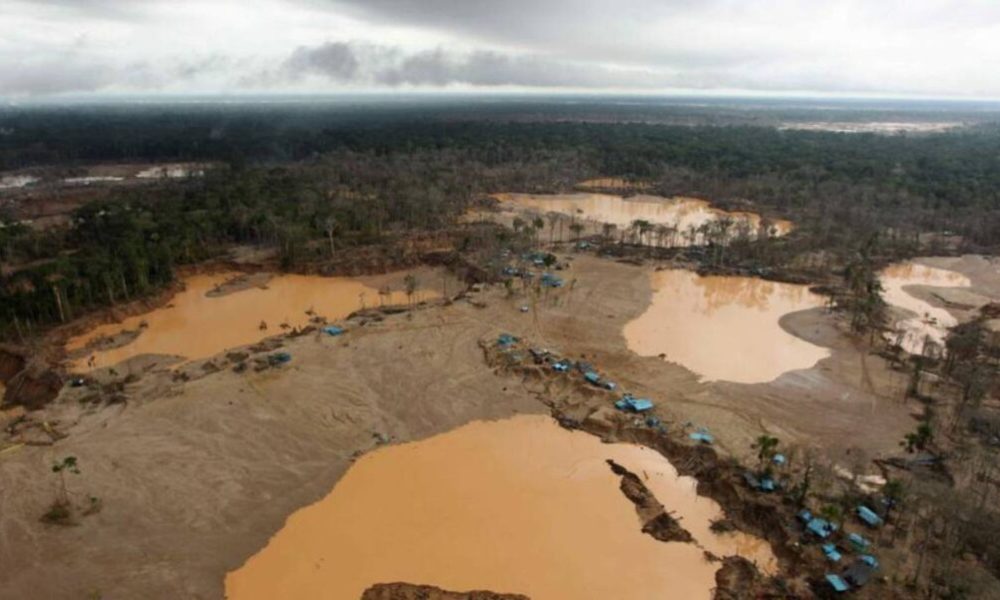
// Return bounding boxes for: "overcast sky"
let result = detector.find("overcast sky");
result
[2,0,1000,98]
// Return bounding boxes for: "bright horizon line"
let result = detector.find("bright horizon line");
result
[7,89,1000,108]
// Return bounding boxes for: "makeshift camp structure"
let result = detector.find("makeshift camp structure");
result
[856,505,883,528]
[615,394,654,412]
[825,574,849,593]
[822,544,842,562]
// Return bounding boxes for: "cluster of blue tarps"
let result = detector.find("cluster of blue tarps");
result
[798,510,838,539]
[497,333,518,347]
[615,394,654,412]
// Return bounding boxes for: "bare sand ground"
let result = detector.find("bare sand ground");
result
[914,255,1000,316]
[0,256,968,599]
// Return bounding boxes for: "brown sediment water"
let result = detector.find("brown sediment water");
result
[493,193,791,245]
[879,262,971,355]
[624,270,829,384]
[65,273,433,371]
[226,415,773,600]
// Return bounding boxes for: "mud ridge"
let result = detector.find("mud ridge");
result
[361,583,530,600]
[606,458,693,543]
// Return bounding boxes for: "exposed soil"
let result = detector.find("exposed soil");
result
[3,253,994,599]
[362,583,530,600]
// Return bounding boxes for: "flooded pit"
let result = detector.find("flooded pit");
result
[624,270,830,383]
[66,273,435,371]
[879,262,971,355]
[494,193,791,246]
[226,415,773,600]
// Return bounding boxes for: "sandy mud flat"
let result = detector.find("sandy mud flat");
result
[7,255,998,598]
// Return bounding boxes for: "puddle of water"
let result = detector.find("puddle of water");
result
[880,262,971,355]
[66,273,432,370]
[624,270,830,383]
[494,193,791,246]
[226,415,773,600]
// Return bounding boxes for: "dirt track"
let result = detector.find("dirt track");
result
[0,254,963,599]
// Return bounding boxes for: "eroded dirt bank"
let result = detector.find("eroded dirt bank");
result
[0,254,945,598]
[361,583,529,600]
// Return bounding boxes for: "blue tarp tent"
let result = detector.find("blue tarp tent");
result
[860,554,879,568]
[497,333,518,347]
[806,517,837,539]
[857,505,883,528]
[848,532,871,551]
[323,325,345,336]
[552,360,571,372]
[822,544,842,562]
[797,509,813,523]
[615,396,654,412]
[773,453,787,466]
[584,371,601,385]
[825,574,849,593]
[690,428,714,444]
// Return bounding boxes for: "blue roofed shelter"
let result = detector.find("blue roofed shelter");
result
[857,505,883,528]
[822,544,842,562]
[825,574,849,593]
[806,517,837,539]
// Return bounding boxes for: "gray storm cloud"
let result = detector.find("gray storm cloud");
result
[278,42,670,89]
[3,0,1000,97]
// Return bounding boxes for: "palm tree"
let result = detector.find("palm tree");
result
[752,435,780,473]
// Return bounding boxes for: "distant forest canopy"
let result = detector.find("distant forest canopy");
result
[2,100,1000,336]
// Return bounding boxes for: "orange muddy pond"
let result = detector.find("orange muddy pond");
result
[880,262,971,355]
[66,273,433,370]
[624,270,830,384]
[226,415,773,600]
[494,193,791,245]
